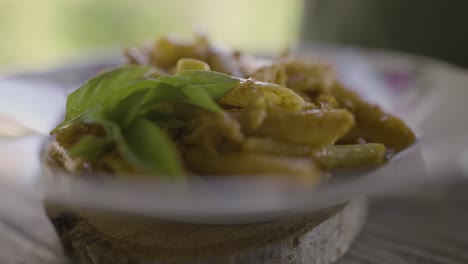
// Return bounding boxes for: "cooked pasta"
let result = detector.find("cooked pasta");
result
[49,33,415,183]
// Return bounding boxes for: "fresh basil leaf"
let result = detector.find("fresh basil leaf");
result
[143,82,187,104]
[181,85,223,114]
[90,79,179,129]
[174,70,240,99]
[109,88,151,129]
[86,110,184,177]
[145,110,186,128]
[103,79,158,113]
[150,70,239,114]
[143,81,224,114]
[157,75,188,88]
[51,67,240,178]
[66,65,150,120]
[123,118,184,176]
[52,66,151,133]
[86,112,151,172]
[108,79,194,129]
[50,107,98,134]
[69,135,112,161]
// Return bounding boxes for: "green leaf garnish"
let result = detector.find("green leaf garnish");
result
[51,65,151,133]
[123,118,184,176]
[181,85,223,114]
[109,87,152,129]
[85,112,164,174]
[51,66,240,178]
[145,110,186,128]
[64,66,151,122]
[69,135,112,161]
[174,70,240,99]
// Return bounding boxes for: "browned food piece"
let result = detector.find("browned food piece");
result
[46,141,149,176]
[230,108,355,146]
[175,58,211,71]
[331,84,415,152]
[310,143,386,170]
[92,150,142,175]
[251,63,289,87]
[219,78,305,112]
[124,43,153,65]
[151,103,245,155]
[55,123,106,149]
[150,35,210,70]
[184,149,321,184]
[282,57,336,94]
[241,137,386,170]
[207,49,244,77]
[314,94,340,109]
[181,113,244,155]
[218,78,264,108]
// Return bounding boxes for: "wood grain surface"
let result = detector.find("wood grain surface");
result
[44,198,366,264]
[1,182,468,264]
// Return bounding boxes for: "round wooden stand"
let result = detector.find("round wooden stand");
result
[45,198,367,264]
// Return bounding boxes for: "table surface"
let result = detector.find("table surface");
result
[1,182,468,264]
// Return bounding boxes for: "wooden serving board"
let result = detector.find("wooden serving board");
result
[45,198,367,264]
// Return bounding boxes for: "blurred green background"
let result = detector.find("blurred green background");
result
[302,0,468,67]
[3,0,467,70]
[0,0,302,68]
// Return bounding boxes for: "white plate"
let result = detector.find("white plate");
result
[1,45,468,224]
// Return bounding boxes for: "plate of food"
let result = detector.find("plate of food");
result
[2,33,467,224]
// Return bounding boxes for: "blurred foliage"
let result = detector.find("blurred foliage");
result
[0,0,302,67]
